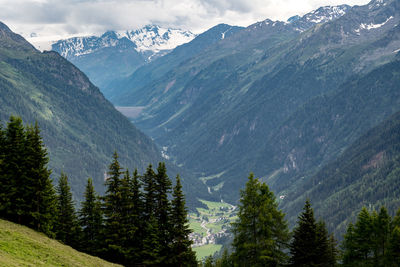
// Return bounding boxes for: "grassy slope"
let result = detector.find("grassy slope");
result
[0,219,121,267]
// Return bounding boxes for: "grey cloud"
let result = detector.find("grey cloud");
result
[0,0,371,41]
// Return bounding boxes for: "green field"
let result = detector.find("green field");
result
[193,244,223,260]
[0,219,121,267]
[189,220,207,236]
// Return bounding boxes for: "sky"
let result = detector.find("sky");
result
[0,0,370,49]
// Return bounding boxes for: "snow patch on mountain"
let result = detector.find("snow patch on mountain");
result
[117,25,196,52]
[356,16,394,33]
[287,4,350,32]
[52,25,196,60]
[303,5,349,24]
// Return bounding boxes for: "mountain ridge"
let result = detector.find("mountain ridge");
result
[106,0,400,206]
[0,21,208,206]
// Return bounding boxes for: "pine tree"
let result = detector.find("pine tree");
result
[1,116,28,223]
[140,163,160,264]
[373,207,391,266]
[143,164,157,219]
[103,151,125,262]
[25,122,57,236]
[55,172,81,247]
[169,175,197,267]
[354,207,374,264]
[342,207,374,266]
[155,162,172,262]
[0,121,7,218]
[119,169,138,264]
[315,221,336,267]
[328,234,338,267]
[290,200,334,267]
[79,177,103,256]
[290,200,317,266]
[388,208,400,266]
[142,214,161,266]
[342,223,359,267]
[232,173,290,267]
[215,248,233,267]
[128,168,144,263]
[203,256,214,267]
[0,122,5,204]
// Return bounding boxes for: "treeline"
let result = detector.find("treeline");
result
[205,174,400,267]
[0,116,196,266]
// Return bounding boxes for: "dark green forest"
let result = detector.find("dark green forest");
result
[206,175,400,267]
[0,116,196,266]
[1,117,400,266]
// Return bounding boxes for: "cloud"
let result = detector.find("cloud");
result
[0,0,370,44]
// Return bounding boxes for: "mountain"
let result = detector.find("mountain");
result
[51,25,196,95]
[0,21,207,205]
[107,0,400,205]
[0,219,121,266]
[282,106,400,236]
[108,23,244,105]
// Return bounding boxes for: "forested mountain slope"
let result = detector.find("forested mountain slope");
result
[282,109,400,236]
[110,0,400,203]
[0,21,207,204]
[259,59,400,192]
[107,24,243,103]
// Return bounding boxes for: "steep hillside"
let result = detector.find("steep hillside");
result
[0,21,207,204]
[0,219,121,266]
[108,23,244,104]
[281,109,400,236]
[110,0,400,203]
[259,59,400,193]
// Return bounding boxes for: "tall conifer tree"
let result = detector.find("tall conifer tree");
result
[290,200,334,267]
[388,208,400,265]
[0,122,7,218]
[232,173,289,266]
[79,177,103,255]
[55,172,81,247]
[119,169,138,263]
[25,123,57,236]
[103,151,125,262]
[2,116,27,223]
[143,164,157,219]
[142,214,162,265]
[155,162,172,261]
[374,207,391,266]
[128,168,144,262]
[169,175,197,267]
[342,207,374,266]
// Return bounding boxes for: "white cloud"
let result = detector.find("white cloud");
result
[0,0,370,48]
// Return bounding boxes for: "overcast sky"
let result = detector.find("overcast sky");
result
[1,0,370,48]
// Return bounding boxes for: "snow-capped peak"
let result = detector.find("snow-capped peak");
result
[303,5,350,24]
[116,25,196,52]
[52,25,196,60]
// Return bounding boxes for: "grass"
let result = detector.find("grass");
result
[193,244,222,260]
[189,220,207,236]
[0,219,121,267]
[199,199,232,210]
[189,199,237,260]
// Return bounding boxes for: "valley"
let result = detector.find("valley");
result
[189,199,237,259]
[1,0,400,265]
